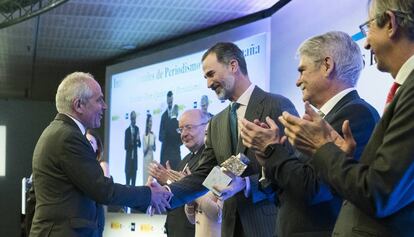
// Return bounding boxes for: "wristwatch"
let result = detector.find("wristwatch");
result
[263,144,276,157]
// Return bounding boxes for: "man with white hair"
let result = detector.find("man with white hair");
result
[239,31,379,236]
[150,109,210,237]
[279,0,414,235]
[30,72,172,237]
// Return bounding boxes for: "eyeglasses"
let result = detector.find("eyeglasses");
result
[359,18,376,37]
[359,10,408,37]
[176,123,207,134]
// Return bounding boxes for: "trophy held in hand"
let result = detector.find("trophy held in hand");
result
[202,153,250,196]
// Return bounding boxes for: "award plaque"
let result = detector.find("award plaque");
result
[202,153,250,196]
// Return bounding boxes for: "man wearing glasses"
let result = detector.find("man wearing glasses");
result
[149,109,209,237]
[166,42,298,237]
[279,0,414,236]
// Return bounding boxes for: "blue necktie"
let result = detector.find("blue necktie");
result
[230,102,239,155]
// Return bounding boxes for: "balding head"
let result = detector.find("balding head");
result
[178,109,209,152]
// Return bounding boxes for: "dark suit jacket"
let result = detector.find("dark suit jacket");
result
[30,113,151,237]
[165,145,204,237]
[263,90,379,237]
[159,109,169,143]
[159,111,182,170]
[312,70,414,237]
[124,125,141,172]
[169,86,298,237]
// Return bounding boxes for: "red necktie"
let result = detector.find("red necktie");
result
[385,82,400,106]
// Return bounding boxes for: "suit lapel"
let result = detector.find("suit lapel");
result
[238,86,266,154]
[221,106,233,159]
[324,90,360,123]
[189,145,205,171]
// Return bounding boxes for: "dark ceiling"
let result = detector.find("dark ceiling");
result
[0,0,284,101]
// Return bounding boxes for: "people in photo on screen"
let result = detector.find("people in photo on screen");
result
[278,0,414,235]
[143,113,156,185]
[124,110,141,186]
[167,42,298,237]
[149,109,209,237]
[86,129,109,237]
[29,72,172,237]
[239,31,380,237]
[159,100,182,170]
[200,94,214,119]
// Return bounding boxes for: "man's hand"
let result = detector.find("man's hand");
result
[213,174,246,201]
[147,180,172,215]
[279,102,356,156]
[333,120,356,156]
[240,117,281,153]
[167,169,186,182]
[148,161,170,185]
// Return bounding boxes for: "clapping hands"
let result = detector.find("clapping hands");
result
[279,101,356,156]
[148,160,189,185]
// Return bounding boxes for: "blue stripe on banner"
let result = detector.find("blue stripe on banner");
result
[352,32,365,41]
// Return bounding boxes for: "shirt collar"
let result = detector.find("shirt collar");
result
[319,88,355,116]
[395,54,414,86]
[236,84,255,106]
[191,144,205,155]
[65,113,87,135]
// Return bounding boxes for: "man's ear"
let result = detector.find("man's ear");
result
[72,98,83,114]
[385,10,399,38]
[229,59,239,73]
[323,56,335,78]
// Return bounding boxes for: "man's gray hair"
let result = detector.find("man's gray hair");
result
[370,0,414,40]
[55,72,95,114]
[297,31,363,87]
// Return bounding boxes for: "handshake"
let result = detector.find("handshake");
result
[145,172,174,216]
[145,160,190,216]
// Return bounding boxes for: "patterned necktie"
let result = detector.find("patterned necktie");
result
[385,82,400,106]
[230,102,239,155]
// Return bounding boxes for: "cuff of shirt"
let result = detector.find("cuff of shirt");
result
[163,185,172,202]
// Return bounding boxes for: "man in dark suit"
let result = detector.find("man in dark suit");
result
[167,42,298,237]
[239,31,380,237]
[30,72,172,237]
[150,109,209,237]
[124,110,141,186]
[280,0,414,235]
[159,92,182,170]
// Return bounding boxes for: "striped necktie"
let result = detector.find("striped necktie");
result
[230,102,239,155]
